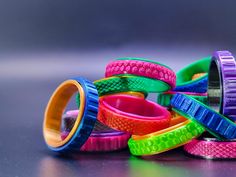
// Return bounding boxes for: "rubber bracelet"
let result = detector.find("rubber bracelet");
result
[128,115,204,156]
[208,50,236,121]
[43,77,99,152]
[98,94,171,135]
[192,73,206,80]
[174,57,211,93]
[157,91,207,107]
[105,58,176,89]
[61,131,130,152]
[184,138,236,159]
[64,110,114,132]
[171,93,236,140]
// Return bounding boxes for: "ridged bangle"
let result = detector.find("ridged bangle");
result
[208,50,236,121]
[105,58,176,89]
[171,93,236,140]
[43,77,99,152]
[157,91,207,107]
[128,115,204,156]
[98,94,171,135]
[174,57,211,93]
[184,138,236,159]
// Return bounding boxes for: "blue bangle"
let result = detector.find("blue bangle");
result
[171,93,236,140]
[43,77,99,152]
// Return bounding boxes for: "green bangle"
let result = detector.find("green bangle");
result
[128,120,204,156]
[157,91,207,107]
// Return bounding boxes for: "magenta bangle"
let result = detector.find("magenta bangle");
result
[184,138,236,159]
[105,58,176,89]
[61,131,130,152]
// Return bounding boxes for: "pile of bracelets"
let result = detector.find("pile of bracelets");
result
[43,51,236,159]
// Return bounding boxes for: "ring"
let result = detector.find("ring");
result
[157,91,207,107]
[128,114,204,156]
[43,77,99,152]
[98,94,171,135]
[184,138,236,159]
[174,57,211,93]
[171,93,236,140]
[208,50,236,121]
[105,58,176,89]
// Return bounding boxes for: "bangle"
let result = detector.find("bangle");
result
[208,50,236,121]
[171,93,236,140]
[64,110,114,132]
[98,95,171,135]
[184,138,236,159]
[157,91,207,107]
[61,131,130,152]
[43,77,99,152]
[174,57,211,93]
[105,58,176,89]
[128,114,204,156]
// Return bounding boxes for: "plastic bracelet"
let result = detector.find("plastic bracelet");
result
[128,115,204,156]
[171,94,236,140]
[157,91,207,107]
[105,58,176,89]
[174,57,211,93]
[43,77,99,152]
[192,73,206,80]
[98,95,171,135]
[61,131,130,152]
[64,110,114,132]
[208,51,236,121]
[184,138,236,159]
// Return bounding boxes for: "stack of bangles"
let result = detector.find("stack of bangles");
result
[43,52,236,160]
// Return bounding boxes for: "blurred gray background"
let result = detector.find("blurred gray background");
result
[1,1,236,177]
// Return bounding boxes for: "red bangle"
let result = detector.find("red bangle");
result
[98,95,171,135]
[105,58,176,89]
[184,138,236,159]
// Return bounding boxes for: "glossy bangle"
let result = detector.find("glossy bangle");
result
[208,50,236,121]
[43,77,99,152]
[128,115,204,156]
[61,131,130,152]
[105,58,176,89]
[157,91,207,107]
[184,138,236,159]
[174,57,211,93]
[98,95,171,135]
[171,93,236,140]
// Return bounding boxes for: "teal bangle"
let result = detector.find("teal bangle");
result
[157,91,207,107]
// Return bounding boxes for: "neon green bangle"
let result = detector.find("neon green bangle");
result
[128,120,204,156]
[157,91,207,107]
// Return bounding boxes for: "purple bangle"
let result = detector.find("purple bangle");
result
[208,51,236,121]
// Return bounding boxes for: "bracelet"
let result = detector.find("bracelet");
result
[157,91,207,107]
[43,77,99,152]
[171,93,236,140]
[105,58,176,89]
[184,138,236,159]
[174,57,211,93]
[98,94,171,135]
[128,114,204,156]
[208,50,236,121]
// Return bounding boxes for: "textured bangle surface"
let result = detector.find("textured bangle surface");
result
[174,57,210,93]
[208,50,236,121]
[157,91,207,107]
[43,77,99,152]
[105,58,176,89]
[184,138,236,159]
[128,116,204,156]
[98,95,171,135]
[171,93,236,140]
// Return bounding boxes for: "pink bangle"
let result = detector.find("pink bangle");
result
[184,138,236,159]
[61,131,130,152]
[105,58,176,89]
[98,94,171,135]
